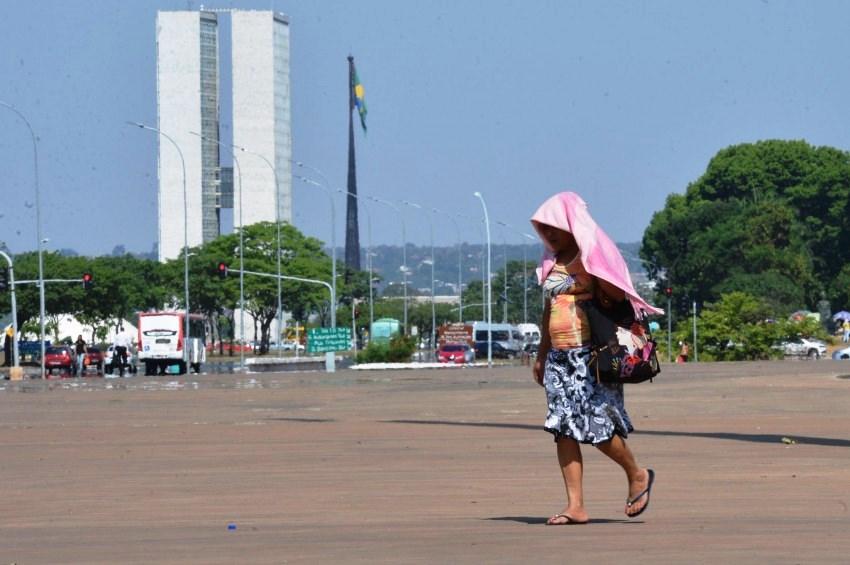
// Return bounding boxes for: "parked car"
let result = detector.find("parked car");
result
[83,346,104,374]
[777,337,827,359]
[474,340,517,359]
[832,345,850,360]
[280,340,305,352]
[44,345,77,376]
[104,344,138,375]
[437,343,475,364]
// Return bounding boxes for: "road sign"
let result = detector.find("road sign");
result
[307,327,351,353]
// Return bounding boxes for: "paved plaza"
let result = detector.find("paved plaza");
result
[2,360,849,563]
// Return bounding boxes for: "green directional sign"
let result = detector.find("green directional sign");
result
[307,327,352,353]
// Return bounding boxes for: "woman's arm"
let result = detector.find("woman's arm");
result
[533,300,551,386]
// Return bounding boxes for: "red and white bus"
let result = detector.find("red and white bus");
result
[138,312,206,375]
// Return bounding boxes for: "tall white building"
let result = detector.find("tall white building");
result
[155,11,219,261]
[155,10,291,262]
[232,11,292,228]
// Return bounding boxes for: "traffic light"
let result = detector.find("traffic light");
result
[82,272,93,290]
[0,267,7,291]
[217,262,229,279]
[664,287,673,298]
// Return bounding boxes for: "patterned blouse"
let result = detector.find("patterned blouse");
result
[543,256,595,349]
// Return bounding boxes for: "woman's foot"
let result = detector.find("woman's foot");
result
[546,507,589,525]
[625,468,655,517]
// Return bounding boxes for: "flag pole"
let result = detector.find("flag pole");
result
[345,55,361,273]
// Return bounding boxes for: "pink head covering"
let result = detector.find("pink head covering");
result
[530,192,663,317]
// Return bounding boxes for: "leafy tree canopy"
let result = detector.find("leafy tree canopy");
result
[641,140,850,317]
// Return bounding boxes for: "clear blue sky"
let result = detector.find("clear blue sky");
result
[2,0,849,257]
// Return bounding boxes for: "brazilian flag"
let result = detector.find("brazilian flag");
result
[351,63,367,133]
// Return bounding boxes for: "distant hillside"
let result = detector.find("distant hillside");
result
[336,242,645,293]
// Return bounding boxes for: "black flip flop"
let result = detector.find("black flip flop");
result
[626,468,655,518]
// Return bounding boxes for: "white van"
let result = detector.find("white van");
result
[471,321,523,356]
[138,312,206,375]
[516,323,541,344]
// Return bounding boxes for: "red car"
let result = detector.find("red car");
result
[44,345,77,376]
[83,347,105,375]
[437,343,475,364]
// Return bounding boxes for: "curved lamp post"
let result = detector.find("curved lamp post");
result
[370,196,408,334]
[495,220,536,324]
[433,207,463,322]
[334,187,375,330]
[473,192,492,368]
[0,250,19,367]
[188,131,245,373]
[129,121,191,372]
[293,173,337,326]
[235,145,283,353]
[2,101,45,377]
[403,200,436,358]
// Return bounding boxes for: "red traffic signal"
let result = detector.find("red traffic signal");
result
[664,287,673,298]
[82,272,93,290]
[217,262,229,279]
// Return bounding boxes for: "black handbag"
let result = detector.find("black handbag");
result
[582,298,660,384]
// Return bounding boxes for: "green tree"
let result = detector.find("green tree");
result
[642,140,850,318]
[0,251,168,343]
[678,291,828,361]
[182,222,334,353]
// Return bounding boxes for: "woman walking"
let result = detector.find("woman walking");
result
[530,192,661,525]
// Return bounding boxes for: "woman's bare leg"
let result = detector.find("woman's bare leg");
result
[596,435,651,516]
[547,437,589,524]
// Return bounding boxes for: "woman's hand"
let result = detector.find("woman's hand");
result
[596,277,626,305]
[533,356,545,387]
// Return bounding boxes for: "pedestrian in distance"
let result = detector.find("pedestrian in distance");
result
[842,320,850,343]
[74,334,87,376]
[3,326,12,367]
[112,326,132,377]
[530,191,661,525]
[678,341,689,363]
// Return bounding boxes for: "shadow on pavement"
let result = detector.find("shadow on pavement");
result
[487,516,636,525]
[383,420,850,448]
[266,417,335,423]
[636,429,850,447]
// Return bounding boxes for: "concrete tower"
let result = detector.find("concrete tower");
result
[155,11,220,261]
[231,10,292,229]
[155,10,291,261]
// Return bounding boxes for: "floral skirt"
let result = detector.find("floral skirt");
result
[543,347,634,444]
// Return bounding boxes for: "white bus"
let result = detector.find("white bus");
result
[138,312,206,375]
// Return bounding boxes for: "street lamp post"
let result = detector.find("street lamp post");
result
[0,250,19,368]
[496,221,536,324]
[129,121,190,373]
[500,236,508,323]
[229,266,336,371]
[403,200,436,359]
[334,187,375,330]
[370,197,408,334]
[188,131,245,373]
[235,146,283,354]
[1,101,45,377]
[693,299,698,363]
[293,174,337,326]
[433,208,463,322]
[473,192,492,368]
